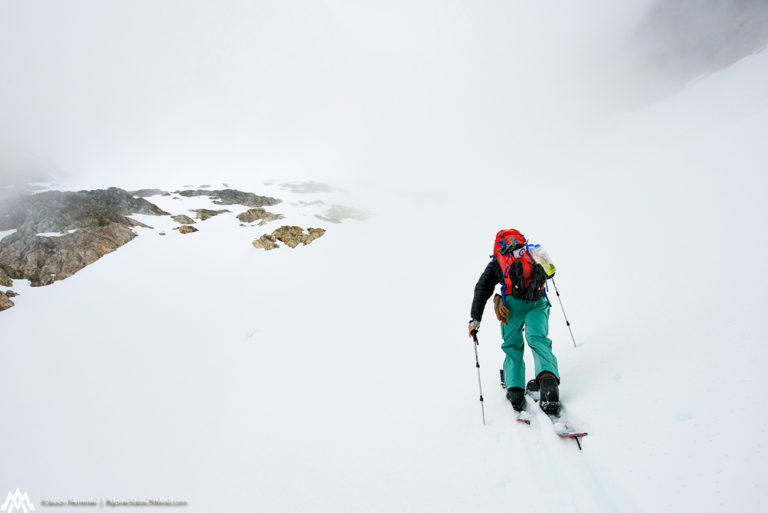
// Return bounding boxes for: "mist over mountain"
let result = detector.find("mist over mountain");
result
[625,0,768,98]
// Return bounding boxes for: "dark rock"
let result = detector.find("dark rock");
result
[191,209,229,221]
[305,228,326,246]
[0,293,13,311]
[171,215,196,225]
[236,208,284,224]
[252,233,279,251]
[0,187,169,287]
[175,189,281,208]
[0,266,11,287]
[265,226,326,249]
[0,224,137,286]
[272,226,304,248]
[178,225,198,235]
[5,290,18,297]
[0,187,169,233]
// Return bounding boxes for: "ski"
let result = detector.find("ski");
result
[526,385,588,450]
[543,410,588,450]
[502,370,588,449]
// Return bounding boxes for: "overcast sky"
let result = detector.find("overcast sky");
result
[2,0,761,190]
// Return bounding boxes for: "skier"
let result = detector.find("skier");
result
[468,229,561,414]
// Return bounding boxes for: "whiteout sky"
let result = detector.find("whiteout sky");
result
[0,0,658,190]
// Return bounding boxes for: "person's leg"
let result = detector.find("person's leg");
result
[523,298,559,381]
[501,297,527,390]
[525,298,561,413]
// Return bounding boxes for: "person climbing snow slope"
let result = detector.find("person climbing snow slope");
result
[468,229,561,414]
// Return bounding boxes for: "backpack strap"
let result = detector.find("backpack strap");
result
[542,281,551,307]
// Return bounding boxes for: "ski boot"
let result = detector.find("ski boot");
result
[537,371,560,415]
[505,387,525,412]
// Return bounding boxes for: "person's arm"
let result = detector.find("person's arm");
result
[469,260,502,328]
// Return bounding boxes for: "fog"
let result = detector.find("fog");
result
[0,0,650,189]
[1,0,766,193]
[629,0,768,98]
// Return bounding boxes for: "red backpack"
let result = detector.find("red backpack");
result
[493,229,547,301]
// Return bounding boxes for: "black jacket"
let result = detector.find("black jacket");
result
[470,260,503,322]
[471,258,549,321]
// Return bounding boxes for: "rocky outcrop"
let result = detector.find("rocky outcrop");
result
[178,225,198,234]
[5,290,18,298]
[0,187,168,233]
[171,215,196,225]
[191,209,229,221]
[275,226,325,247]
[0,224,139,286]
[236,208,284,224]
[0,293,13,311]
[252,234,279,251]
[252,226,325,250]
[0,187,169,287]
[0,267,11,287]
[176,189,280,208]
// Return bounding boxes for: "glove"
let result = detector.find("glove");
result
[468,319,480,338]
[493,294,509,325]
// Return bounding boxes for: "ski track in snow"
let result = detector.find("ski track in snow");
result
[522,396,639,513]
[490,388,637,513]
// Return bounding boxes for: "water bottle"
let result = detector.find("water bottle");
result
[527,243,556,277]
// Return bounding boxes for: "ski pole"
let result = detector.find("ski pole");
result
[551,277,578,348]
[471,330,486,425]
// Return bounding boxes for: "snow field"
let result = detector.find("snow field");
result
[2,50,768,512]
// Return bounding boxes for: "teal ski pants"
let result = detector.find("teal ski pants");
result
[501,296,559,390]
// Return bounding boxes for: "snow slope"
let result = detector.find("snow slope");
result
[2,51,767,513]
